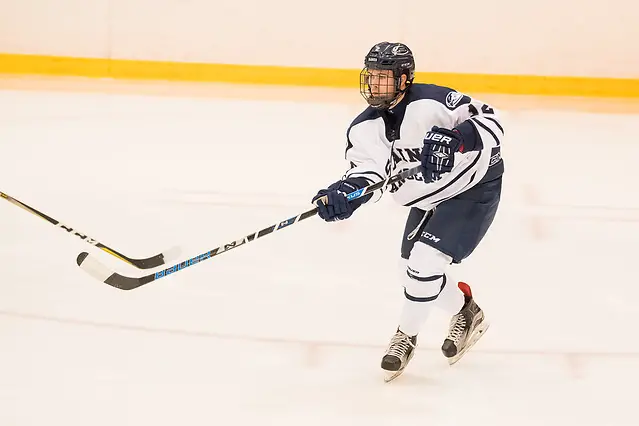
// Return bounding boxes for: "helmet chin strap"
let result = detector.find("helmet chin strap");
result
[368,92,401,109]
[374,80,410,110]
[388,82,410,109]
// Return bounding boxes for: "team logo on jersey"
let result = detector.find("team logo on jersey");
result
[446,91,464,108]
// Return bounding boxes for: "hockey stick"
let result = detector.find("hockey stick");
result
[75,165,422,291]
[1,190,179,269]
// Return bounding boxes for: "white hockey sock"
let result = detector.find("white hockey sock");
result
[398,299,433,337]
[397,244,454,337]
[434,278,466,315]
[398,282,466,337]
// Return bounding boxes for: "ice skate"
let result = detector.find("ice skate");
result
[441,296,489,365]
[381,329,417,382]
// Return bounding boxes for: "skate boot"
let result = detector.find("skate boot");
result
[381,329,417,382]
[441,286,489,365]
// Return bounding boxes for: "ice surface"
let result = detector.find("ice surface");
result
[1,84,638,426]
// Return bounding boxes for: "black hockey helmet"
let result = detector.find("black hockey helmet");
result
[360,42,415,109]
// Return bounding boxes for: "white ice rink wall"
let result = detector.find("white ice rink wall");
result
[0,0,638,96]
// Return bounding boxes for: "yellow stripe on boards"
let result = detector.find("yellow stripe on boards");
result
[1,53,638,98]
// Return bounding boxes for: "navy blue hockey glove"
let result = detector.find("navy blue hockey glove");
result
[312,177,372,222]
[421,126,464,183]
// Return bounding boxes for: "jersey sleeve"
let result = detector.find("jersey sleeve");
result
[396,88,505,210]
[445,94,504,152]
[342,120,390,203]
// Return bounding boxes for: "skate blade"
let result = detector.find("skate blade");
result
[383,368,406,383]
[447,321,490,366]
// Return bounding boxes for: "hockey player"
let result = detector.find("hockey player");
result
[312,42,504,382]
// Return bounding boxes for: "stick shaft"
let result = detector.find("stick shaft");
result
[1,190,169,269]
[76,165,423,290]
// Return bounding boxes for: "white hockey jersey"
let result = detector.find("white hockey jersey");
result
[344,83,505,211]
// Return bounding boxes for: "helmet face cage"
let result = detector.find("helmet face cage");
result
[359,66,404,109]
[359,42,415,109]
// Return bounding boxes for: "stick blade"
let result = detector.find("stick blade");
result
[76,252,151,291]
[119,245,182,269]
[127,253,165,269]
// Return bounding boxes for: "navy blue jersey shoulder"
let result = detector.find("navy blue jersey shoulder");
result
[348,106,381,130]
[405,83,471,111]
[344,83,472,156]
[347,84,471,132]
